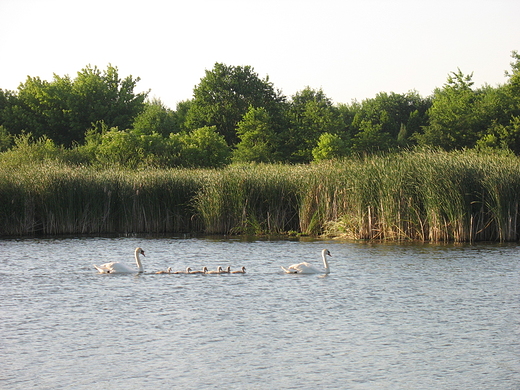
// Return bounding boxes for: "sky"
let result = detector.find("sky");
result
[1,0,519,109]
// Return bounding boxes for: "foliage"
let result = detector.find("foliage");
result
[132,98,179,137]
[185,63,286,146]
[1,53,520,167]
[476,116,520,152]
[349,91,431,152]
[282,87,344,162]
[232,106,280,163]
[0,133,64,167]
[172,100,193,132]
[312,132,348,161]
[416,70,496,149]
[0,65,147,146]
[349,120,394,154]
[504,50,520,114]
[171,126,231,168]
[0,125,13,152]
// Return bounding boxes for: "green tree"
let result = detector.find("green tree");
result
[0,65,147,146]
[474,52,520,154]
[94,127,144,168]
[476,116,520,153]
[283,87,343,163]
[0,125,13,151]
[3,75,72,143]
[68,65,147,144]
[132,98,178,137]
[172,99,193,132]
[504,50,520,115]
[349,91,430,149]
[171,126,231,168]
[185,63,286,145]
[0,132,63,166]
[312,132,348,161]
[416,69,494,150]
[350,120,394,154]
[233,106,279,163]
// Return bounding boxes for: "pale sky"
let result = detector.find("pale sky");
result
[1,0,519,109]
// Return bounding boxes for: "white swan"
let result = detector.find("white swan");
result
[281,249,331,274]
[206,266,223,274]
[156,267,172,274]
[231,266,246,274]
[172,267,192,274]
[189,267,208,274]
[94,247,145,274]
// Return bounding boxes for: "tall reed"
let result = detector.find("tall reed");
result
[323,150,520,242]
[480,155,520,241]
[0,163,202,235]
[194,165,300,234]
[2,150,520,242]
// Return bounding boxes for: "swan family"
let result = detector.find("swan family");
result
[94,247,332,275]
[93,248,247,275]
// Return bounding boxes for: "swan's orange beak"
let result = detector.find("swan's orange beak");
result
[141,250,146,256]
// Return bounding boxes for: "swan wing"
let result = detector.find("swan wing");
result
[296,264,321,274]
[282,262,321,274]
[94,262,135,273]
[94,264,111,273]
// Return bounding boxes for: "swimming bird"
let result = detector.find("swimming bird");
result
[206,266,223,274]
[94,247,145,274]
[172,267,192,274]
[189,267,208,274]
[231,266,246,274]
[155,267,172,274]
[281,249,331,274]
[220,266,231,273]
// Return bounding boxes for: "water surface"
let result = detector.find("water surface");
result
[1,237,519,389]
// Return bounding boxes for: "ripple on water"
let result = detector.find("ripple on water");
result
[1,237,519,389]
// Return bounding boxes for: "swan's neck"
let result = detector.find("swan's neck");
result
[322,252,330,274]
[135,252,144,272]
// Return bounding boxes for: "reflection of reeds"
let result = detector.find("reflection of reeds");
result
[2,150,520,241]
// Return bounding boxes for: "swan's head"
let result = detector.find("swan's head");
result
[202,266,208,273]
[167,267,172,273]
[186,267,192,273]
[135,247,145,257]
[323,249,331,257]
[217,266,223,272]
[225,266,231,272]
[242,266,246,272]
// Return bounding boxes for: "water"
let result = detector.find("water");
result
[1,236,519,389]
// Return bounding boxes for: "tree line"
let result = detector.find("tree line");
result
[0,52,519,168]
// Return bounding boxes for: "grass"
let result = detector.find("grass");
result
[1,149,520,241]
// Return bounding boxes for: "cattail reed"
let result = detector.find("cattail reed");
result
[1,150,520,242]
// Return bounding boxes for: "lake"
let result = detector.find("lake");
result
[1,236,519,389]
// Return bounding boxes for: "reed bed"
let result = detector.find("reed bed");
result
[194,165,301,234]
[1,150,520,241]
[0,163,203,235]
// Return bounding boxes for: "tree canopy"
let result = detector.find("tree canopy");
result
[184,63,286,146]
[0,64,147,146]
[1,52,520,168]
